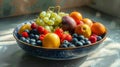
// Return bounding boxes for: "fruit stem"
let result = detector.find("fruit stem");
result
[48,6,55,12]
[55,6,61,13]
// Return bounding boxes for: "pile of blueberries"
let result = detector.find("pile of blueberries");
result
[17,29,42,46]
[60,33,102,48]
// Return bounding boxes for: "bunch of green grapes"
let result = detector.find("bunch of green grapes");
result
[35,10,68,32]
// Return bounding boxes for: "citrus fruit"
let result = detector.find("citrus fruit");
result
[82,18,93,27]
[70,11,83,25]
[18,24,31,34]
[91,22,106,35]
[42,33,60,48]
[75,24,91,38]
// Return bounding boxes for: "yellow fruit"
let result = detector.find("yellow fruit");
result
[18,24,31,34]
[42,33,60,48]
[75,24,91,38]
[82,18,93,27]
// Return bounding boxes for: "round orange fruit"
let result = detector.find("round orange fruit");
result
[82,18,93,27]
[42,33,60,48]
[91,22,106,35]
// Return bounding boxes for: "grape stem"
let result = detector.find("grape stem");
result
[48,6,61,13]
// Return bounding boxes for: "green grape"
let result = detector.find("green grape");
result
[54,15,62,25]
[48,20,54,25]
[44,26,51,32]
[51,12,57,18]
[47,10,53,14]
[40,11,46,18]
[35,18,45,26]
[46,12,51,18]
[51,18,55,21]
[49,26,54,32]
[58,12,69,17]
[43,17,49,24]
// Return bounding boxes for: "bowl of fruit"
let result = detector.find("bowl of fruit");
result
[13,6,107,60]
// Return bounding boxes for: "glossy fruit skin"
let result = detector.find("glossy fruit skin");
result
[91,22,106,35]
[31,23,38,29]
[70,11,83,25]
[62,16,77,32]
[37,26,45,34]
[89,36,97,43]
[21,32,29,38]
[18,24,31,34]
[75,24,91,38]
[82,18,93,27]
[54,28,64,38]
[42,33,60,48]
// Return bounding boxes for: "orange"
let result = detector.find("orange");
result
[91,22,106,35]
[70,11,83,23]
[75,24,91,38]
[42,33,60,48]
[18,24,31,34]
[82,18,93,27]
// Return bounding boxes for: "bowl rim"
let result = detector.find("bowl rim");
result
[13,22,107,50]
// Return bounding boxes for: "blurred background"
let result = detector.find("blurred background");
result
[0,0,120,18]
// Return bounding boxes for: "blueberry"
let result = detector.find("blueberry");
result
[62,40,69,44]
[84,38,89,42]
[29,34,35,38]
[80,40,85,45]
[68,43,76,48]
[60,44,68,48]
[24,29,30,34]
[72,33,78,38]
[97,36,102,41]
[30,29,39,34]
[20,37,26,42]
[72,38,78,44]
[30,39,36,43]
[84,41,91,45]
[76,42,83,46]
[36,40,42,46]
[77,35,84,41]
[31,42,36,46]
[17,33,22,39]
[34,35,39,40]
[25,39,30,43]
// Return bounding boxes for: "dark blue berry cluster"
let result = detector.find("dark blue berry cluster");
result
[60,33,91,48]
[17,29,42,46]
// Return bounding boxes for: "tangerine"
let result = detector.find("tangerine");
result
[91,22,106,35]
[82,18,93,27]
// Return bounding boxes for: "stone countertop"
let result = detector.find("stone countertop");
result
[0,7,120,67]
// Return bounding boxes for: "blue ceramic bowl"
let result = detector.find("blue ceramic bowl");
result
[13,21,107,60]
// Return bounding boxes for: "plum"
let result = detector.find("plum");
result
[61,16,76,33]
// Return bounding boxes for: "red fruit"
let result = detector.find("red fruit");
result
[22,32,29,38]
[37,26,45,34]
[64,34,72,42]
[43,29,49,35]
[89,36,97,43]
[54,28,64,38]
[60,34,72,43]
[76,20,84,25]
[39,34,45,41]
[31,23,38,29]
[91,34,98,37]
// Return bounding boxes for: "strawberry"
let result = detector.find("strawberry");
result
[43,29,49,35]
[54,28,64,38]
[39,34,45,41]
[64,34,72,42]
[22,32,29,38]
[31,23,38,29]
[37,26,45,34]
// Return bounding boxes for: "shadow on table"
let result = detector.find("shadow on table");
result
[18,53,88,67]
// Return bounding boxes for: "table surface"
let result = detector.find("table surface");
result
[0,7,120,67]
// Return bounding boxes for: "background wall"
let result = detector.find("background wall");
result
[0,0,91,18]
